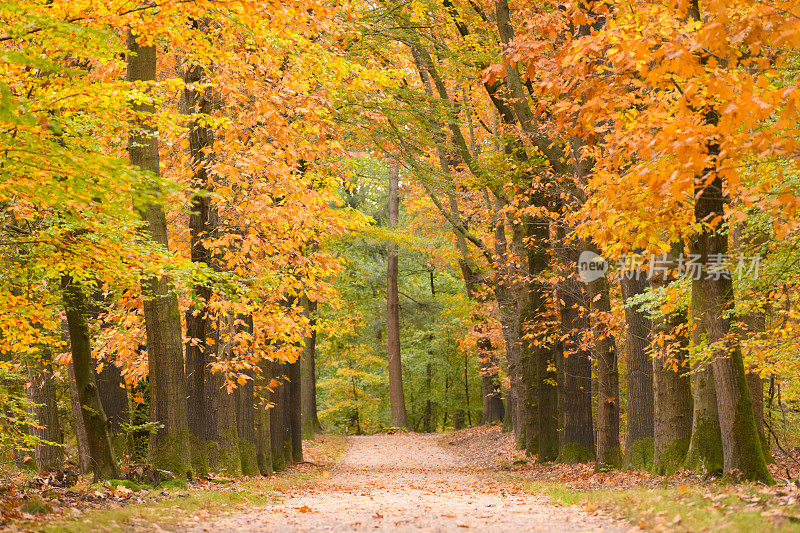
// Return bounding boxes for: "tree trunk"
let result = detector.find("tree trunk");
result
[694,172,772,483]
[95,361,129,456]
[270,362,290,471]
[453,409,465,430]
[236,376,258,476]
[508,219,530,451]
[63,319,90,472]
[650,249,693,475]
[492,210,523,442]
[209,315,241,476]
[67,358,91,473]
[555,239,595,463]
[126,30,190,476]
[477,334,505,425]
[732,227,772,464]
[463,353,473,427]
[502,217,537,454]
[300,297,321,440]
[26,353,64,471]
[281,369,294,464]
[521,348,538,456]
[88,292,129,451]
[287,354,303,463]
[747,373,770,463]
[234,316,258,476]
[181,39,218,477]
[424,363,433,432]
[255,358,273,475]
[63,276,118,481]
[685,288,724,473]
[733,224,772,464]
[555,340,565,447]
[556,282,595,462]
[386,166,409,429]
[207,372,240,476]
[619,273,654,470]
[587,272,622,471]
[535,341,559,462]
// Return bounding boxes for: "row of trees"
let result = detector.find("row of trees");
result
[314,160,489,434]
[3,0,799,488]
[1,0,366,480]
[337,0,799,483]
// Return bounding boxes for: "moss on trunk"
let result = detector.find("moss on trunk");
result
[189,436,208,478]
[684,415,723,473]
[239,439,259,477]
[652,437,690,476]
[151,432,191,478]
[558,442,594,464]
[623,437,654,471]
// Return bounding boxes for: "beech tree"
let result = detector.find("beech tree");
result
[387,166,410,429]
[2,0,798,491]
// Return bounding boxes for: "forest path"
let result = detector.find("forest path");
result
[185,434,626,532]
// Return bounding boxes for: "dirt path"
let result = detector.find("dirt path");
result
[186,434,627,532]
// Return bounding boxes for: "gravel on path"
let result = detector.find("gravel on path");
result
[183,433,629,532]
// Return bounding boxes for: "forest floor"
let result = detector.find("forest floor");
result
[448,426,800,532]
[7,427,800,532]
[177,432,626,533]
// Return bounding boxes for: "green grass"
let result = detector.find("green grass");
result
[525,480,800,532]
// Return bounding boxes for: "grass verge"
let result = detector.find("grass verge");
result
[525,479,800,532]
[36,434,347,533]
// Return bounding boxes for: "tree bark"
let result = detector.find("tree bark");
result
[180,38,218,476]
[88,292,129,449]
[281,369,294,464]
[236,316,258,476]
[301,297,321,440]
[747,372,770,463]
[492,209,523,443]
[269,362,290,471]
[62,276,118,481]
[555,238,595,462]
[556,277,595,463]
[26,353,64,471]
[236,376,258,476]
[510,218,535,454]
[386,166,409,429]
[733,229,771,463]
[287,353,303,463]
[67,358,91,473]
[95,363,128,434]
[126,30,190,476]
[587,272,622,470]
[694,173,772,483]
[424,363,433,432]
[685,287,724,473]
[478,346,505,425]
[207,315,241,476]
[63,319,90,473]
[523,216,558,461]
[650,249,693,475]
[619,273,654,470]
[255,358,273,475]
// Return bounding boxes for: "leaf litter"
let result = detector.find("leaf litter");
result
[182,431,629,532]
